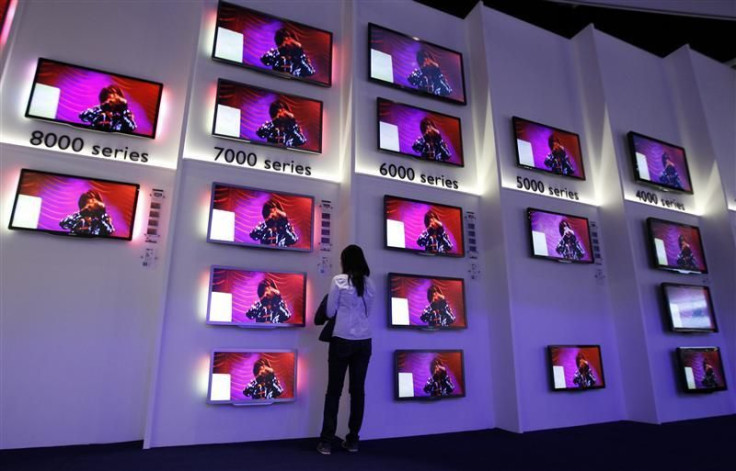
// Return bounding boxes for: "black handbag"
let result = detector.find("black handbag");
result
[314,294,335,342]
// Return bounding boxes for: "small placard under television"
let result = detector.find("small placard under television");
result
[527,208,594,264]
[388,273,467,329]
[208,350,297,404]
[661,283,717,333]
[675,347,727,393]
[547,345,606,391]
[384,195,464,257]
[628,131,693,194]
[513,117,585,180]
[646,218,707,274]
[394,350,465,401]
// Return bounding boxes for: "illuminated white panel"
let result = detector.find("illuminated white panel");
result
[28,83,60,119]
[210,373,232,401]
[398,372,414,398]
[516,139,535,167]
[670,304,683,328]
[636,153,651,181]
[370,49,394,83]
[214,104,241,138]
[386,219,406,248]
[532,231,549,257]
[684,367,696,390]
[210,209,235,242]
[391,297,410,325]
[654,238,668,266]
[379,121,400,152]
[553,365,566,389]
[11,195,42,229]
[209,292,233,322]
[214,27,244,63]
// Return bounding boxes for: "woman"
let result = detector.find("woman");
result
[317,245,375,455]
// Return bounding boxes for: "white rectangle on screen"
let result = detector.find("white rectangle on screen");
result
[210,209,235,242]
[386,219,406,248]
[552,365,566,389]
[379,121,400,152]
[636,153,651,181]
[654,238,668,266]
[684,367,696,390]
[532,231,549,257]
[516,139,535,167]
[210,373,232,401]
[28,83,61,119]
[398,372,414,398]
[214,104,241,138]
[670,304,683,328]
[209,292,233,322]
[12,195,42,229]
[214,27,244,63]
[391,297,410,325]
[371,49,394,83]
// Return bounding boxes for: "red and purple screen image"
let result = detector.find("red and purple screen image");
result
[369,24,465,104]
[210,351,296,403]
[528,209,593,263]
[677,348,726,392]
[548,346,605,391]
[663,284,716,332]
[378,98,463,166]
[385,195,464,257]
[630,132,692,193]
[648,218,707,274]
[1,0,10,34]
[514,118,585,180]
[9,169,139,240]
[208,267,305,326]
[213,1,332,87]
[26,59,162,139]
[213,79,322,153]
[389,274,466,328]
[208,183,313,252]
[395,350,464,400]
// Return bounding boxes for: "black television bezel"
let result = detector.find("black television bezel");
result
[211,1,333,88]
[627,131,694,195]
[646,217,708,275]
[661,283,718,333]
[206,181,314,253]
[547,344,607,392]
[526,207,595,265]
[367,23,467,106]
[25,58,164,140]
[675,346,728,394]
[512,116,587,181]
[8,168,140,242]
[386,272,468,330]
[393,349,466,401]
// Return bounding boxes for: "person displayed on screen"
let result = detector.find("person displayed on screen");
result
[59,190,115,236]
[701,360,719,389]
[420,284,456,327]
[242,358,284,400]
[676,234,697,270]
[555,219,585,261]
[658,152,683,189]
[417,210,453,254]
[572,352,596,389]
[256,100,307,148]
[411,117,451,162]
[245,278,292,323]
[544,134,575,176]
[408,47,452,97]
[260,27,316,78]
[249,199,299,247]
[423,357,454,397]
[79,85,137,133]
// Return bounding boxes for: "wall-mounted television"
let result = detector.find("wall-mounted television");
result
[646,218,707,274]
[388,273,467,329]
[547,345,606,391]
[368,23,466,105]
[384,195,464,257]
[25,58,163,139]
[662,283,717,333]
[675,347,727,393]
[628,131,693,194]
[208,350,297,404]
[8,168,139,241]
[207,183,313,252]
[212,1,332,87]
[207,266,306,327]
[213,79,323,154]
[527,208,594,264]
[394,350,465,400]
[513,117,585,180]
[377,98,464,167]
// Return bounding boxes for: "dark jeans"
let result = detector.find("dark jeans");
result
[320,337,372,442]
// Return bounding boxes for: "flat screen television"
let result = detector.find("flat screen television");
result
[25,58,163,139]
[527,208,594,264]
[212,1,332,87]
[662,283,717,333]
[213,79,323,154]
[8,168,139,241]
[207,266,306,327]
[394,350,465,400]
[368,23,466,105]
[388,273,467,329]
[547,345,606,391]
[377,97,464,167]
[208,350,297,404]
[675,347,727,393]
[646,218,707,274]
[384,195,464,257]
[628,131,693,194]
[207,183,313,252]
[513,117,586,180]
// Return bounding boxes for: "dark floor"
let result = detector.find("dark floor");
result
[2,415,734,471]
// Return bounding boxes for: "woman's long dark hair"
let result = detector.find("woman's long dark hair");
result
[341,244,370,297]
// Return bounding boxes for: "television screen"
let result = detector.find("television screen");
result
[1,0,10,34]
[527,208,594,264]
[384,195,464,257]
[388,273,466,329]
[676,347,727,393]
[212,1,332,87]
[8,169,139,240]
[513,117,585,180]
[369,24,466,105]
[208,350,297,404]
[647,218,707,274]
[377,98,464,167]
[547,345,606,391]
[213,79,323,154]
[208,267,306,327]
[628,132,693,193]
[662,284,717,333]
[394,350,465,400]
[25,58,163,139]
